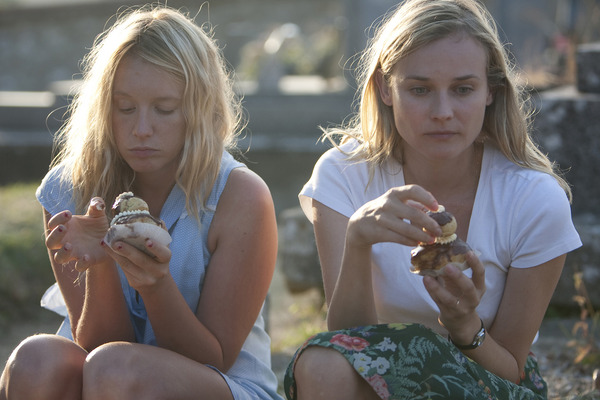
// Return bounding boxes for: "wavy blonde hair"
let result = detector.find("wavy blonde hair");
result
[51,5,244,218]
[327,0,571,200]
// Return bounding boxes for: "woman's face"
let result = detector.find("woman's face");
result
[377,33,493,163]
[112,54,186,180]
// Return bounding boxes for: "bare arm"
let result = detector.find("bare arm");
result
[109,168,278,371]
[44,199,134,346]
[488,256,565,380]
[43,208,84,329]
[311,185,441,330]
[424,250,565,382]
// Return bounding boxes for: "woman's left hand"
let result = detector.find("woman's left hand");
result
[423,251,486,342]
[103,238,172,293]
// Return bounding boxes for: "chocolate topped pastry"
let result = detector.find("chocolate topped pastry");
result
[104,192,172,255]
[410,205,471,276]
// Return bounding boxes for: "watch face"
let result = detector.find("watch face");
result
[474,330,485,346]
[450,320,486,349]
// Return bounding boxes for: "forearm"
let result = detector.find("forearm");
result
[76,261,134,349]
[460,333,521,383]
[139,277,229,370]
[49,256,85,329]
[327,241,378,331]
[445,313,521,382]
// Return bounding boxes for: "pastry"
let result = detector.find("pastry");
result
[410,205,471,276]
[104,192,172,255]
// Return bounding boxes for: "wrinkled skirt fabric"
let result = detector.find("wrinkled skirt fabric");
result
[284,323,547,400]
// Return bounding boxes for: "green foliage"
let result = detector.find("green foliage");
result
[0,183,55,331]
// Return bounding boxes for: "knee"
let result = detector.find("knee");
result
[83,342,145,399]
[2,334,86,398]
[6,334,84,378]
[294,346,352,385]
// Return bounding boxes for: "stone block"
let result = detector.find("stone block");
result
[576,42,600,94]
[553,217,600,309]
[277,207,323,293]
[533,86,600,216]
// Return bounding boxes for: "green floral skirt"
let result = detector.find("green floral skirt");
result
[284,323,547,400]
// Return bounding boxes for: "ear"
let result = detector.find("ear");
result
[375,69,393,106]
[486,87,494,106]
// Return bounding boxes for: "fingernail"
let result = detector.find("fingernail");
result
[63,211,70,218]
[57,226,64,233]
[146,240,153,248]
[91,197,105,211]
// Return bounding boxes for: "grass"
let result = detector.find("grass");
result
[0,182,55,331]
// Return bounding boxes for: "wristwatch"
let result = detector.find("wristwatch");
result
[450,319,486,350]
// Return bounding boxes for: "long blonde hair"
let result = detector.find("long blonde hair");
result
[327,0,571,200]
[51,5,244,218]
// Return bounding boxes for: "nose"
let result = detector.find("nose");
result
[431,92,453,121]
[133,109,152,138]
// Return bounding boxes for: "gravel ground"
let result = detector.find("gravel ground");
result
[531,318,599,399]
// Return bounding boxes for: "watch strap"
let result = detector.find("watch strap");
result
[449,319,486,350]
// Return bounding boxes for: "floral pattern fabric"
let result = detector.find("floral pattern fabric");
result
[284,323,547,400]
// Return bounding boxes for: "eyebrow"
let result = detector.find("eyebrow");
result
[112,92,182,102]
[403,74,481,81]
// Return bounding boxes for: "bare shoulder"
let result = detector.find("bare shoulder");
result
[208,167,275,249]
[220,167,272,207]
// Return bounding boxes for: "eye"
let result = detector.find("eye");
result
[156,107,175,115]
[411,87,429,95]
[456,85,474,95]
[118,107,135,114]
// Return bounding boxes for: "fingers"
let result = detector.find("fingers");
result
[424,260,484,313]
[47,210,72,229]
[106,238,170,262]
[86,197,107,217]
[52,241,73,264]
[104,239,171,289]
[466,251,486,294]
[389,185,442,240]
[45,211,72,250]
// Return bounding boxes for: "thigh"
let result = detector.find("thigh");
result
[83,342,233,400]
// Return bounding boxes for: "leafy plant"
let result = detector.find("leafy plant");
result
[568,270,600,365]
[0,183,55,331]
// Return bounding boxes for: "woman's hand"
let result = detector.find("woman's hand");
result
[423,251,486,343]
[103,237,172,294]
[346,184,442,249]
[45,197,111,271]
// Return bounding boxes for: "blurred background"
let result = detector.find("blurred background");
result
[1,0,600,396]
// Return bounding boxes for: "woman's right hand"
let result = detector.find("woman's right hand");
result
[45,197,111,271]
[345,184,442,249]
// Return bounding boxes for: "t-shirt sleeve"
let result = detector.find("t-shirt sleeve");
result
[509,173,581,268]
[299,146,361,223]
[36,166,76,216]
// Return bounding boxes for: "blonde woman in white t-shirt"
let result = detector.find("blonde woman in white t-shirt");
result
[283,1,581,399]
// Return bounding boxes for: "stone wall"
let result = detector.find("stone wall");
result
[533,42,600,308]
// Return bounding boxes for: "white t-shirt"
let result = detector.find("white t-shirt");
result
[299,141,582,335]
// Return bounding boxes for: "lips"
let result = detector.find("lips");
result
[129,146,158,157]
[425,131,458,140]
